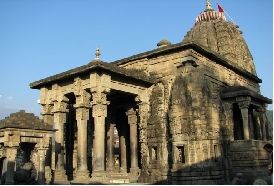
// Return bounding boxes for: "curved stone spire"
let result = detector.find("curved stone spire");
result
[183,1,257,75]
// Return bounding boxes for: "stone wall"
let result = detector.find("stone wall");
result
[117,46,263,184]
[147,82,169,182]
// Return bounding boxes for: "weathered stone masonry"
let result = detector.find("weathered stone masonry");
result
[0,1,271,185]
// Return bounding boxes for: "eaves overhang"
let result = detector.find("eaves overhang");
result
[112,42,262,84]
[30,60,154,89]
[221,86,272,104]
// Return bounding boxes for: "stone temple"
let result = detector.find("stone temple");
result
[0,1,272,185]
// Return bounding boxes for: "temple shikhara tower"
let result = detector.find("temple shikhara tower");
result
[0,1,272,184]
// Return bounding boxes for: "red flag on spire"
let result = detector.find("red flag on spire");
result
[217,3,224,13]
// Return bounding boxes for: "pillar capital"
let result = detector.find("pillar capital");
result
[91,90,109,106]
[256,106,266,113]
[74,85,92,108]
[238,100,251,109]
[223,102,234,111]
[135,94,149,106]
[92,104,108,118]
[126,108,138,125]
[5,146,17,160]
[52,100,69,113]
[75,107,90,121]
[41,103,54,115]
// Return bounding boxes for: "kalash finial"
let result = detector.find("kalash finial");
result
[205,0,214,11]
[95,48,100,60]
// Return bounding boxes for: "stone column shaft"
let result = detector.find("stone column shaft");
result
[5,147,17,185]
[129,124,138,168]
[120,135,127,172]
[260,113,267,141]
[77,119,88,170]
[52,100,68,183]
[91,89,109,178]
[93,116,106,172]
[240,107,250,140]
[254,113,262,140]
[74,106,90,181]
[127,108,139,173]
[107,124,115,171]
[256,106,268,141]
[238,101,250,140]
[37,148,47,184]
[53,112,66,170]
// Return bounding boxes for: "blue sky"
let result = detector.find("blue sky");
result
[0,0,272,117]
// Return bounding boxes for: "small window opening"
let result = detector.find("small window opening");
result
[152,147,157,160]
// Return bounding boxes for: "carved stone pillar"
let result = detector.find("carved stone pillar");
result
[119,134,127,173]
[41,104,54,124]
[74,106,90,180]
[257,107,267,141]
[238,100,250,140]
[91,91,109,174]
[52,100,68,180]
[253,110,262,140]
[136,98,150,177]
[41,104,54,177]
[4,147,17,185]
[106,123,115,171]
[224,103,234,140]
[37,148,47,184]
[126,108,139,174]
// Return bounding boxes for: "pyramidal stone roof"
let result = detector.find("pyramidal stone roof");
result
[30,60,154,89]
[0,110,53,131]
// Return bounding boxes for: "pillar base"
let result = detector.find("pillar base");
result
[90,171,108,184]
[53,169,69,184]
[5,180,15,185]
[72,170,90,184]
[130,167,140,177]
[44,166,52,184]
[120,167,127,173]
[129,168,140,183]
[106,166,114,173]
